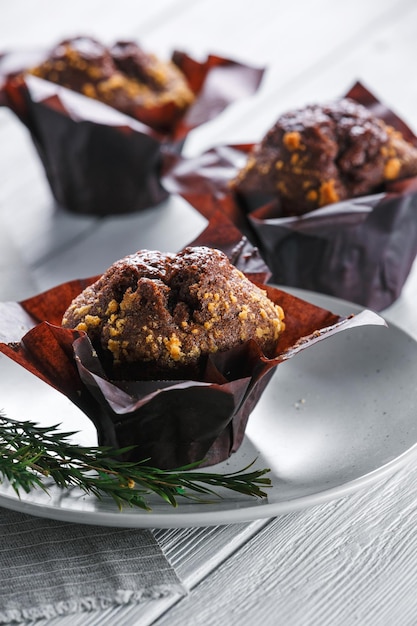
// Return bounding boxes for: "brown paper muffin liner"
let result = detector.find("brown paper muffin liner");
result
[0,217,384,469]
[0,44,264,216]
[162,82,417,311]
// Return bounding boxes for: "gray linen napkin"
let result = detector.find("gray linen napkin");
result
[0,507,185,624]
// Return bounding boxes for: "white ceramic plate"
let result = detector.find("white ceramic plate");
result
[1,288,417,528]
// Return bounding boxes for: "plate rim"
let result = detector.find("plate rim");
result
[0,443,416,528]
[0,286,415,528]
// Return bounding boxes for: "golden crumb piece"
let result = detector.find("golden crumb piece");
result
[164,334,184,361]
[319,180,340,206]
[239,305,249,321]
[73,304,92,317]
[283,131,302,151]
[84,315,101,327]
[106,300,119,315]
[384,157,401,180]
[306,189,318,202]
[82,83,96,98]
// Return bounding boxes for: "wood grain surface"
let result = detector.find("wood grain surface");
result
[1,1,417,625]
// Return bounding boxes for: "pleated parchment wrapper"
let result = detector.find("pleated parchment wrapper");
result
[162,82,417,311]
[0,215,384,469]
[0,44,264,216]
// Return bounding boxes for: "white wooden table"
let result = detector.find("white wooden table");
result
[2,1,417,624]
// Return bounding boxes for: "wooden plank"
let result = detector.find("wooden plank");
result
[154,519,271,584]
[0,0,202,296]
[0,112,98,282]
[0,209,36,300]
[0,0,197,48]
[30,196,207,291]
[152,460,417,626]
[178,0,417,151]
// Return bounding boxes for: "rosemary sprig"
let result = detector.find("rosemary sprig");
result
[0,414,271,511]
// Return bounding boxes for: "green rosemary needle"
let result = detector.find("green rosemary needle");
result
[0,413,271,511]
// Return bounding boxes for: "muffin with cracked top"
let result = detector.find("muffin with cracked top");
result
[62,246,285,380]
[28,36,195,132]
[233,97,417,215]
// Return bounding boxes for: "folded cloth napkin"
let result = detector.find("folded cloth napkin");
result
[0,507,185,624]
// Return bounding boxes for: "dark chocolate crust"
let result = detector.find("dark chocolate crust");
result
[234,98,417,215]
[62,246,285,380]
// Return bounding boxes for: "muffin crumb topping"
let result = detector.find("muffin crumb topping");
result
[62,246,285,379]
[233,98,417,215]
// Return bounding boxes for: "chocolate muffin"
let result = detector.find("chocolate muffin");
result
[62,246,285,380]
[28,36,195,131]
[233,98,417,215]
